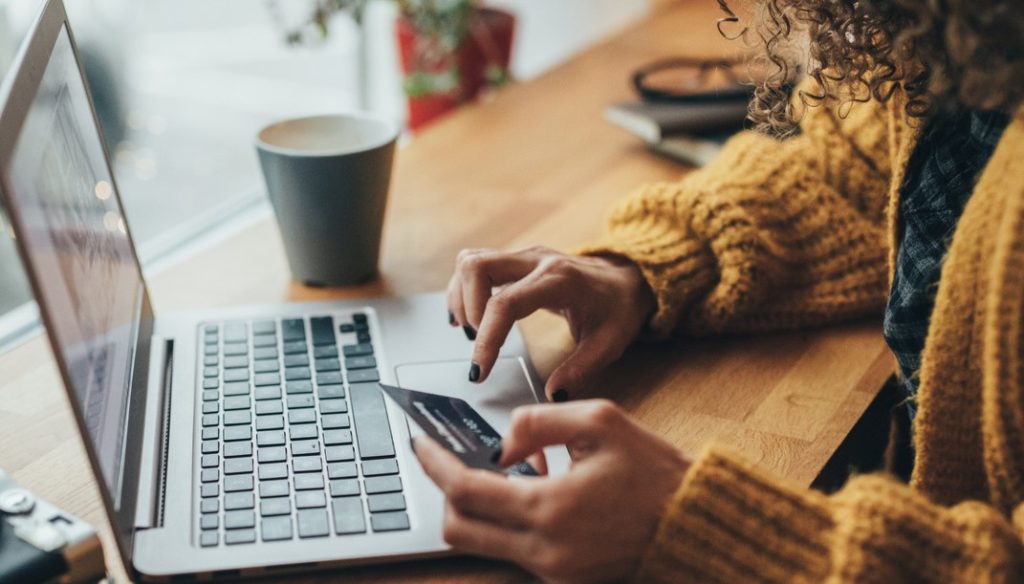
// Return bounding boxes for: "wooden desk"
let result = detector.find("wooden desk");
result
[0,1,892,582]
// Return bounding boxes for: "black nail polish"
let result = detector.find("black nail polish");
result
[469,362,481,382]
[463,325,477,341]
[448,311,456,326]
[552,389,569,403]
[490,446,503,464]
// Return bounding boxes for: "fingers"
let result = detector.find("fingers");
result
[471,272,569,383]
[441,505,530,563]
[414,437,534,526]
[543,327,625,400]
[497,400,624,467]
[450,248,541,330]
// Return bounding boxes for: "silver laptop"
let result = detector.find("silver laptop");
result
[0,0,567,579]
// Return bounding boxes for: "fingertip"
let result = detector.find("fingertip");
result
[448,311,457,327]
[463,325,477,341]
[552,389,569,403]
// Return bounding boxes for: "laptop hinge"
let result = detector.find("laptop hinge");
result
[133,338,173,530]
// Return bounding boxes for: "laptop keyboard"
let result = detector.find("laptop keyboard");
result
[195,312,411,547]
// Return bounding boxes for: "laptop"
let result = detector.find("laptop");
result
[0,0,568,579]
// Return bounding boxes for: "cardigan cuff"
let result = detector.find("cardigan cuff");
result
[634,446,834,584]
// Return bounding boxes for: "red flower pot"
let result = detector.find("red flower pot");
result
[397,7,516,131]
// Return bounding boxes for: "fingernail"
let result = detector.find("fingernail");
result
[468,362,481,382]
[490,445,503,464]
[552,389,569,403]
[463,325,477,341]
[448,311,457,326]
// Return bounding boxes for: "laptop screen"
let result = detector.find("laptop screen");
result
[5,24,145,500]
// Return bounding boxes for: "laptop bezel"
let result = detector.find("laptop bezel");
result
[0,0,156,570]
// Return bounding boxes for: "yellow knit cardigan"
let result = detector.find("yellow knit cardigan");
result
[582,90,1024,582]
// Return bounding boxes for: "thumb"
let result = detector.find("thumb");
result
[543,327,624,401]
[497,400,622,466]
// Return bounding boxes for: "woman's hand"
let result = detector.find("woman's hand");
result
[447,246,656,400]
[414,400,690,584]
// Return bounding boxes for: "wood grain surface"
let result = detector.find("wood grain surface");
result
[0,1,891,581]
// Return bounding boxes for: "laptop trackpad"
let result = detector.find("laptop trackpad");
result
[394,357,571,475]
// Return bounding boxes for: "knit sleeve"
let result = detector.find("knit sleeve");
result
[577,91,894,337]
[634,447,1024,584]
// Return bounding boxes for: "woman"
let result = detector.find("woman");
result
[415,0,1024,582]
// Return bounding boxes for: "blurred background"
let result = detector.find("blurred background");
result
[0,0,652,344]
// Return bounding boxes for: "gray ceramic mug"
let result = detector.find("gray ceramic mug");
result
[256,113,398,286]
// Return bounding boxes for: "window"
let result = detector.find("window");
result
[0,0,649,348]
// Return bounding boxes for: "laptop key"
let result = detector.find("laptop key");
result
[223,343,248,356]
[204,354,218,367]
[201,499,219,514]
[204,345,217,356]
[202,427,218,440]
[329,479,360,498]
[254,373,281,386]
[296,491,327,509]
[257,431,285,447]
[254,360,279,373]
[224,369,249,383]
[318,385,344,400]
[342,343,373,357]
[281,319,306,342]
[201,441,218,454]
[259,480,289,498]
[257,446,286,463]
[362,458,399,477]
[297,509,330,538]
[253,347,278,360]
[349,383,395,459]
[313,345,338,359]
[339,323,355,333]
[352,313,367,324]
[285,367,311,381]
[203,366,218,378]
[287,395,315,409]
[224,529,256,545]
[316,372,343,385]
[260,498,291,516]
[223,356,249,369]
[327,462,357,479]
[310,317,335,346]
[294,473,325,490]
[224,323,247,342]
[201,484,219,498]
[202,390,218,402]
[319,399,348,414]
[261,516,293,542]
[288,410,316,424]
[258,463,287,480]
[371,511,411,532]
[331,497,366,535]
[282,341,307,355]
[325,445,355,462]
[256,400,283,415]
[224,510,255,529]
[202,402,218,415]
[291,440,321,457]
[202,378,218,390]
[253,334,277,348]
[286,381,313,395]
[224,410,251,426]
[201,454,219,468]
[224,492,254,510]
[314,358,340,372]
[202,414,218,427]
[256,415,284,431]
[223,426,251,442]
[224,442,252,458]
[289,424,317,440]
[201,469,219,483]
[200,531,218,547]
[364,476,402,495]
[224,458,254,475]
[323,430,353,445]
[357,332,371,344]
[223,396,251,411]
[347,369,380,384]
[368,493,406,513]
[293,457,322,473]
[223,382,249,396]
[224,475,254,492]
[321,414,350,429]
[254,386,282,401]
[344,356,377,370]
[284,354,309,367]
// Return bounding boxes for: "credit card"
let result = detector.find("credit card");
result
[379,384,538,476]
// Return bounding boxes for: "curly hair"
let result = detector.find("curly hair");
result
[718,0,1024,136]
